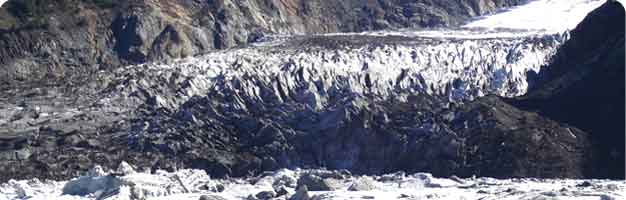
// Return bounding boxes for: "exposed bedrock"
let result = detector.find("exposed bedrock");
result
[509,1,626,179]
[0,0,524,85]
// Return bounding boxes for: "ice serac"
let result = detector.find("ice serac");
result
[108,31,566,112]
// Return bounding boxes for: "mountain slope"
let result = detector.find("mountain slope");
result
[0,0,523,86]
[509,0,626,179]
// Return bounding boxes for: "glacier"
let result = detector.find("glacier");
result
[102,31,567,114]
[0,0,618,200]
[2,0,603,136]
[96,0,606,113]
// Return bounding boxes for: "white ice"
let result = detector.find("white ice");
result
[463,0,606,33]
[0,168,624,200]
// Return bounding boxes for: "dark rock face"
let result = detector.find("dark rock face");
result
[510,1,625,179]
[0,0,523,85]
[453,97,591,178]
[0,84,591,181]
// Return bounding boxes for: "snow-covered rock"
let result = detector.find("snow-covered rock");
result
[347,177,377,191]
[54,163,217,199]
[116,162,136,175]
[0,167,624,200]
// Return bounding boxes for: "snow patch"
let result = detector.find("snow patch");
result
[463,0,605,33]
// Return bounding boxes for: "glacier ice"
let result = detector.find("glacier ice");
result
[101,30,568,114]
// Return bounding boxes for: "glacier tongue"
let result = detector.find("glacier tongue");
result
[105,31,567,112]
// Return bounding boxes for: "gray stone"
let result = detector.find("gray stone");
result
[275,186,290,197]
[273,174,297,190]
[255,190,276,199]
[348,177,377,191]
[577,181,593,187]
[600,195,617,200]
[246,194,258,200]
[289,185,310,200]
[199,195,228,200]
[296,174,341,191]
[606,184,619,190]
[117,161,136,175]
[449,175,465,184]
[62,175,122,196]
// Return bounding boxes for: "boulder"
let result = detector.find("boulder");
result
[348,177,377,191]
[275,186,290,197]
[296,174,342,191]
[289,185,310,200]
[62,175,122,196]
[255,190,276,199]
[117,161,136,175]
[199,195,228,200]
[272,174,298,191]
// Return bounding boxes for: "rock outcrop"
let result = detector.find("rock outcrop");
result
[0,0,523,85]
[509,0,626,179]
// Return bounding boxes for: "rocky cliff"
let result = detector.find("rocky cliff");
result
[510,0,626,179]
[0,0,523,86]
